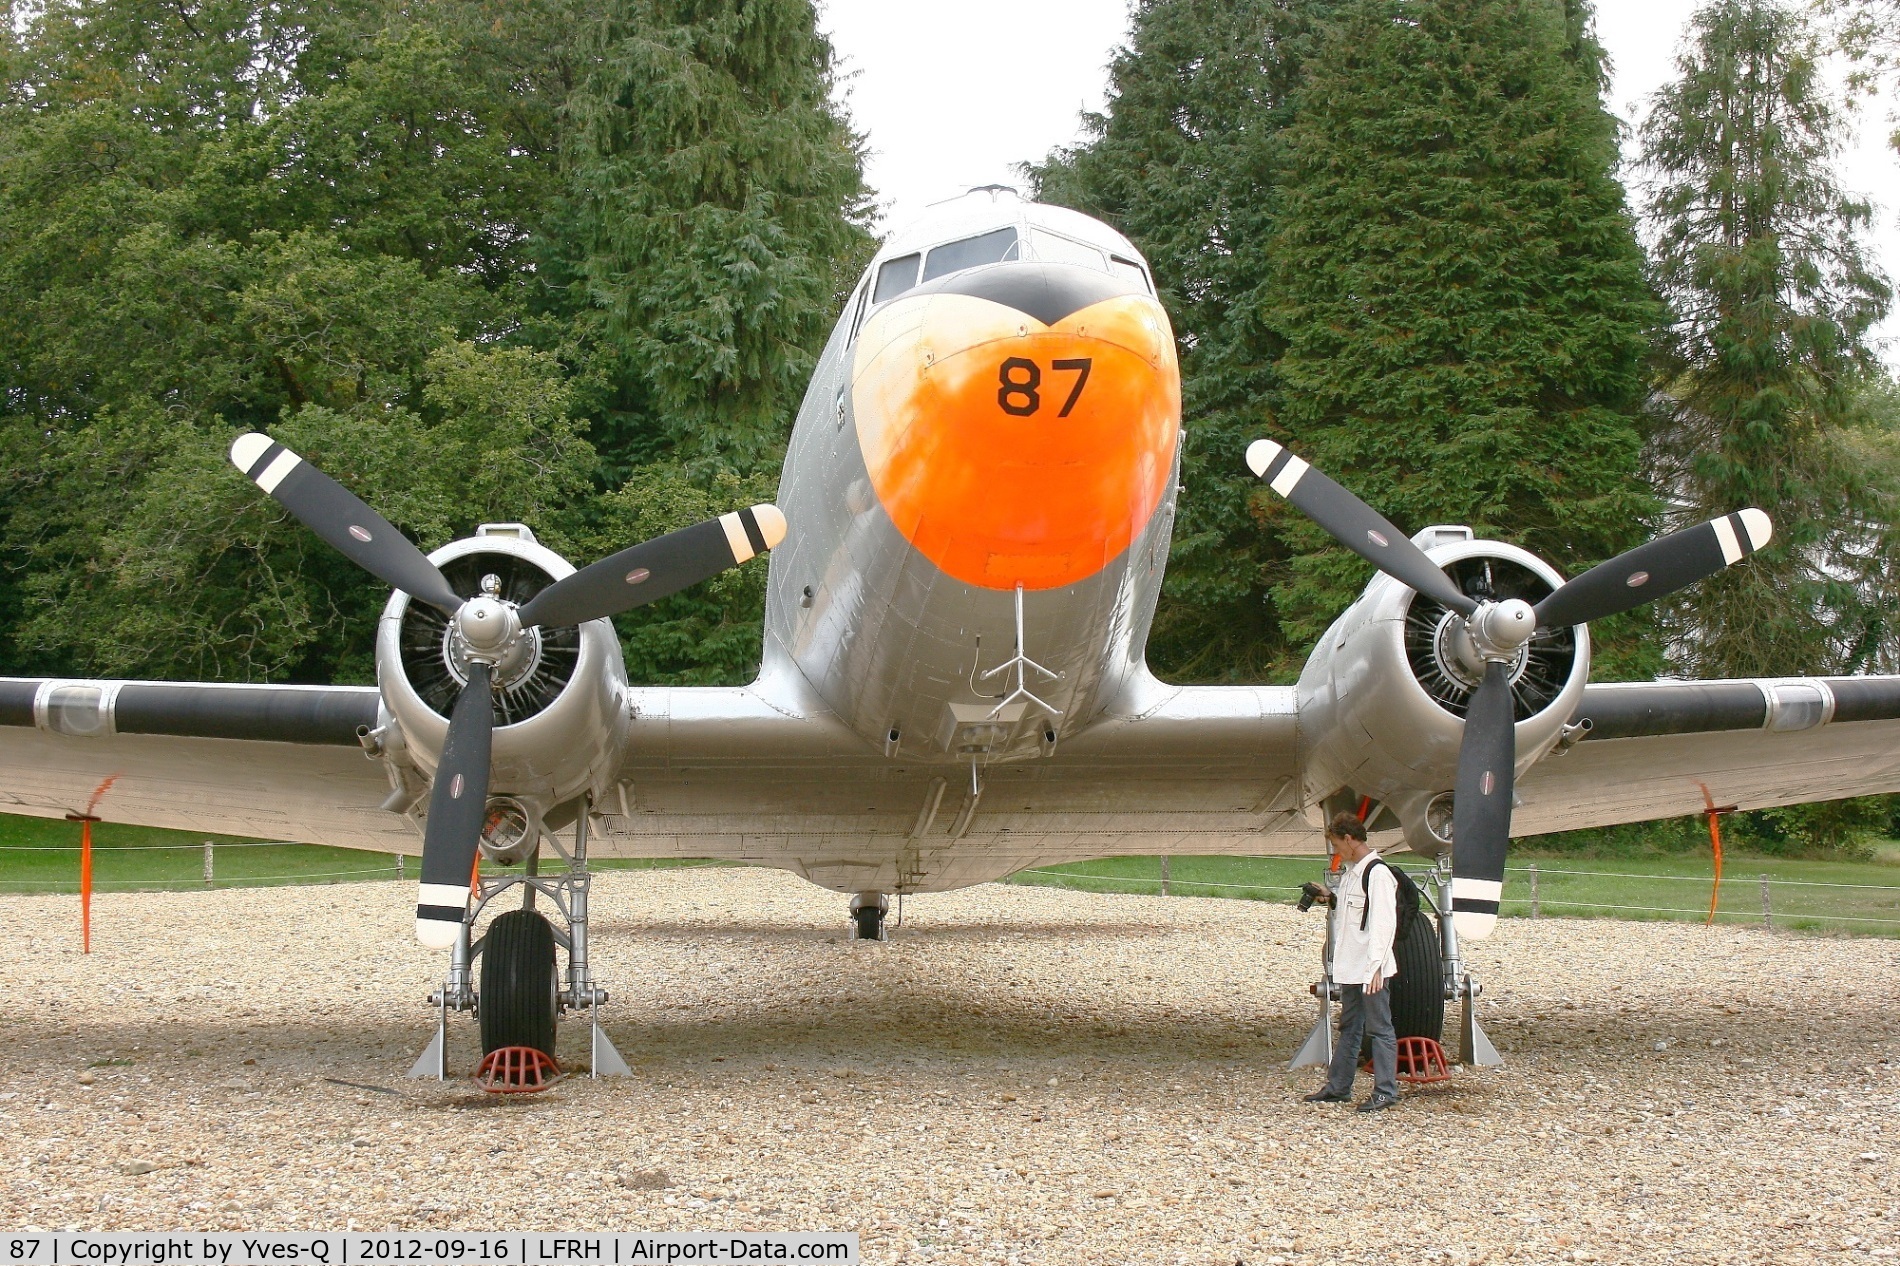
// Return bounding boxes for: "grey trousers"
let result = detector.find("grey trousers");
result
[1322,983,1399,1100]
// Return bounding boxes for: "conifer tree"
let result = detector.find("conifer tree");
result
[1262,0,1661,663]
[1642,0,1894,679]
[559,0,874,479]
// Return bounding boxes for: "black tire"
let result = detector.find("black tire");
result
[1359,912,1446,1061]
[1387,912,1445,1043]
[853,907,884,941]
[480,909,558,1057]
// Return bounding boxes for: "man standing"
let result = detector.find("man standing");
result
[1302,812,1401,1112]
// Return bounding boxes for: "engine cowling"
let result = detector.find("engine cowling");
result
[367,525,631,837]
[1295,526,1590,857]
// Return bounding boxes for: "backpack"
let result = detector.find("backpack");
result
[1358,856,1422,942]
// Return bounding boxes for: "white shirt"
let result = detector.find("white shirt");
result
[1330,851,1400,986]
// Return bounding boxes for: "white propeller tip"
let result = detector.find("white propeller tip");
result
[1453,911,1498,940]
[1739,508,1772,551]
[415,918,461,950]
[230,432,273,473]
[751,503,788,551]
[1244,439,1282,478]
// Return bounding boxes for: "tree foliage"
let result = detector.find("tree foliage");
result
[1033,0,1660,679]
[1641,0,1896,679]
[0,0,870,686]
[1262,0,1661,667]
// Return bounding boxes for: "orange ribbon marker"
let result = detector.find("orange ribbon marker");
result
[68,773,120,954]
[1699,784,1735,926]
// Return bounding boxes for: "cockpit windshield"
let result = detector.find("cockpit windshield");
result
[921,227,1020,282]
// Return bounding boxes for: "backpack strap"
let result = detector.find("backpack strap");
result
[1360,856,1390,932]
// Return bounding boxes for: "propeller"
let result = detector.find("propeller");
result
[1246,439,1771,938]
[230,432,787,947]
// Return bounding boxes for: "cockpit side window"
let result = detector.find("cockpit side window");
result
[872,253,921,304]
[1109,255,1153,294]
[922,227,1019,282]
[1029,229,1107,272]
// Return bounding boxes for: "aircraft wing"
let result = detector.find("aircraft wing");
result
[1515,676,1900,834]
[8,669,1900,870]
[0,677,406,850]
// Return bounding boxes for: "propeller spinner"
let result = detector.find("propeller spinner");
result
[231,433,787,947]
[1246,439,1770,939]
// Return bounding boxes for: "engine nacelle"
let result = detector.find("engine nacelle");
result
[1296,526,1590,857]
[367,525,631,834]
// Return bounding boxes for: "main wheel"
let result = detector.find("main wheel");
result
[1359,911,1446,1062]
[1387,912,1445,1043]
[852,906,884,941]
[479,909,558,1057]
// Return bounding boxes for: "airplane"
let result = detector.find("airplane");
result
[6,186,1900,1075]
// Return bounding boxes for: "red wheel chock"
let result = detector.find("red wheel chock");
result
[475,1046,560,1093]
[1396,1037,1452,1084]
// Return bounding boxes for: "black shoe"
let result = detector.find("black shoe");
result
[1302,1089,1350,1103]
[1355,1093,1399,1113]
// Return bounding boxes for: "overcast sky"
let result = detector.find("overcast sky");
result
[819,0,1900,359]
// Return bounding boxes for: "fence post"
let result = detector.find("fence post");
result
[1760,874,1772,929]
[1159,855,1170,896]
[1528,862,1540,918]
[396,854,406,882]
[202,841,214,889]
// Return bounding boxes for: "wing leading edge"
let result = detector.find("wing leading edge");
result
[0,677,401,850]
[1515,676,1900,836]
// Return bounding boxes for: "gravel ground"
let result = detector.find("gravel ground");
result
[2,867,1896,1264]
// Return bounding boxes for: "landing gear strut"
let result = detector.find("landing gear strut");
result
[849,892,889,941]
[408,800,632,1079]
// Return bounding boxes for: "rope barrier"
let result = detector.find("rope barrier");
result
[1501,863,1900,891]
[1526,897,1900,925]
[0,840,317,852]
[1,867,399,889]
[1009,867,1900,926]
[1011,868,1306,893]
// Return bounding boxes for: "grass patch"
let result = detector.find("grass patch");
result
[0,811,720,893]
[1006,849,1900,936]
[8,809,1893,935]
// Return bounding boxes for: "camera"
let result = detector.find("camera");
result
[1297,881,1328,912]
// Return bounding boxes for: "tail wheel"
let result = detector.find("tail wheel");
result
[480,909,558,1058]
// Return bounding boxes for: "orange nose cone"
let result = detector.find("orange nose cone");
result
[851,287,1181,590]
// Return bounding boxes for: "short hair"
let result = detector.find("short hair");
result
[1327,812,1368,843]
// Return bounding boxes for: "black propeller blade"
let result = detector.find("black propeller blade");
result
[1246,439,1478,616]
[414,663,494,949]
[1246,438,1773,939]
[229,434,463,615]
[230,430,788,948]
[1449,660,1514,940]
[517,506,786,629]
[1533,510,1772,631]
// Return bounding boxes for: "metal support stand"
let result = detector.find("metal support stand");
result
[1429,855,1501,1067]
[1288,987,1336,1069]
[407,798,633,1079]
[407,992,447,1080]
[1289,864,1341,1070]
[408,920,473,1080]
[1460,973,1502,1067]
